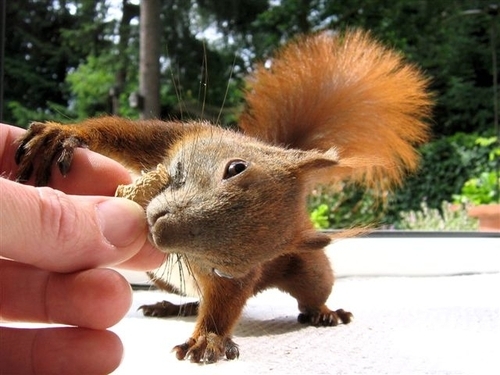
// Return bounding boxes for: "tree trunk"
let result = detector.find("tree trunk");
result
[139,0,161,119]
[111,0,139,115]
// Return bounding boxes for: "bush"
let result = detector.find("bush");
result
[308,184,387,229]
[397,201,478,231]
[452,136,500,205]
[309,133,498,229]
[453,171,500,205]
[386,132,498,223]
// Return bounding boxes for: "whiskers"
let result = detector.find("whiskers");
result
[148,253,203,298]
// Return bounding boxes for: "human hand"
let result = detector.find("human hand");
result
[0,123,165,374]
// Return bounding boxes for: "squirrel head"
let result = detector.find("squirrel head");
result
[146,126,338,278]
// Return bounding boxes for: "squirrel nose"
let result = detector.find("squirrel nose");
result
[146,202,171,227]
[147,208,169,227]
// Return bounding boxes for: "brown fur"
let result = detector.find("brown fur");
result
[15,30,432,363]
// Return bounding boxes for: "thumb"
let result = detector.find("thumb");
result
[1,178,148,273]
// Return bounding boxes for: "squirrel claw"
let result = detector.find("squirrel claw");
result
[298,308,353,326]
[173,334,239,363]
[173,338,195,361]
[14,121,86,186]
[139,300,179,317]
[139,300,199,317]
[56,135,85,176]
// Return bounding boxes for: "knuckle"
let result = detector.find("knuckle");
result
[36,187,83,246]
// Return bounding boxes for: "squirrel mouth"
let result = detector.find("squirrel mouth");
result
[213,268,233,279]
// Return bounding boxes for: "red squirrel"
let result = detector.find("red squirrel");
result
[15,30,432,363]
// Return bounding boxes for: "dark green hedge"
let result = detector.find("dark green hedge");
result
[309,132,498,229]
[386,132,498,223]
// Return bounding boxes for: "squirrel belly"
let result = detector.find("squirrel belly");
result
[15,29,432,364]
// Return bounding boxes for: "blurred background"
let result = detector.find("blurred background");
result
[1,0,499,230]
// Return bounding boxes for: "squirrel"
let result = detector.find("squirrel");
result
[14,30,432,363]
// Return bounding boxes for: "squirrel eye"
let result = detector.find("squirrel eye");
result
[223,160,248,179]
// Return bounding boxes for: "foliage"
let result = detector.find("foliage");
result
[66,55,116,118]
[4,0,497,135]
[3,0,113,126]
[8,101,76,125]
[310,204,330,230]
[310,133,500,229]
[308,184,387,229]
[396,201,478,231]
[452,136,500,205]
[453,171,500,205]
[4,0,499,232]
[386,132,499,223]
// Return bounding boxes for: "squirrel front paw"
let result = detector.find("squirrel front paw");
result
[173,333,239,363]
[15,121,85,185]
[298,307,353,326]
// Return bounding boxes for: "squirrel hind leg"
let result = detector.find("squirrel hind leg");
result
[139,300,199,317]
[268,251,352,327]
[298,307,353,326]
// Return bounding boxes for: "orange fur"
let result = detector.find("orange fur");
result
[240,30,432,188]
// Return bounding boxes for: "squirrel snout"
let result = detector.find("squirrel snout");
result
[146,195,183,226]
[146,205,170,228]
[146,198,199,251]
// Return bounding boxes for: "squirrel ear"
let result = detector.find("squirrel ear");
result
[287,148,338,185]
[291,148,339,172]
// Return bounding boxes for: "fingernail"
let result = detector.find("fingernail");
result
[96,198,146,248]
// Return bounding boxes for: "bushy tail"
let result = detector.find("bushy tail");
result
[239,30,432,189]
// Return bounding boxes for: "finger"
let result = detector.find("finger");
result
[117,241,167,270]
[0,260,132,329]
[49,148,133,196]
[1,178,148,272]
[0,327,123,375]
[0,123,132,195]
[0,123,23,178]
[2,124,164,272]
